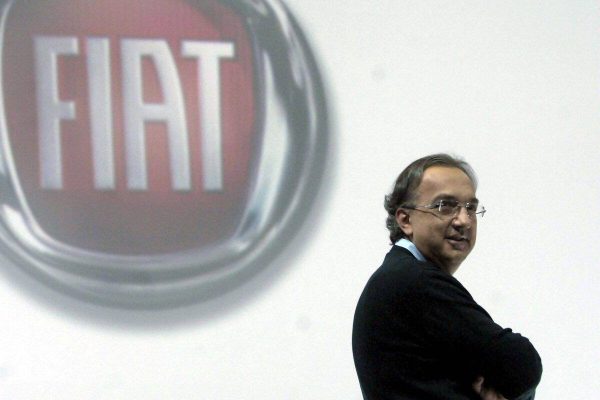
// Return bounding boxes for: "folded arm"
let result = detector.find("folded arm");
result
[413,268,542,399]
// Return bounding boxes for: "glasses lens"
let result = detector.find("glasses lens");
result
[431,201,485,218]
[437,200,459,215]
[464,203,478,215]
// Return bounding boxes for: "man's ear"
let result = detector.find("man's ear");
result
[396,208,413,238]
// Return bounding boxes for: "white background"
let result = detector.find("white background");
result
[1,0,599,398]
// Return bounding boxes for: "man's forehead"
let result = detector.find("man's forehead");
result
[417,166,475,197]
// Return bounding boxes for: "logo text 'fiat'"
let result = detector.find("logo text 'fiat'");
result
[0,0,327,308]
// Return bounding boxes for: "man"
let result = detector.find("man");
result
[352,154,542,400]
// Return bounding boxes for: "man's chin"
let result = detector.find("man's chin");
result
[440,249,471,274]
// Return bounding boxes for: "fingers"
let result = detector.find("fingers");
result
[472,376,507,400]
[472,376,484,393]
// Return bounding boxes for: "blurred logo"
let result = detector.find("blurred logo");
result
[0,0,327,307]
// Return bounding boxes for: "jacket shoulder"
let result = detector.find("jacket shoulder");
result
[363,246,431,298]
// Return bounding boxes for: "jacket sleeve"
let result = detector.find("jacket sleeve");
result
[413,267,542,399]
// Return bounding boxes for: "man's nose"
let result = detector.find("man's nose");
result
[452,206,472,227]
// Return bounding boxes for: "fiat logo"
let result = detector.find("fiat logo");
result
[0,0,328,307]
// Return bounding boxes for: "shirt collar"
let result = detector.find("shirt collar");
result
[395,238,426,262]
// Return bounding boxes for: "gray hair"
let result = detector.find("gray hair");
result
[384,153,477,244]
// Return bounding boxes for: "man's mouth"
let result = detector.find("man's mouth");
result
[446,236,469,250]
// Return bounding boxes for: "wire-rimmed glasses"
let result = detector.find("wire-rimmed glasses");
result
[402,199,486,219]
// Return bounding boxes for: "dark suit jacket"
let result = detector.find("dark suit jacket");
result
[352,246,542,399]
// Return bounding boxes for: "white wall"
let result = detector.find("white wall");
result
[1,1,599,398]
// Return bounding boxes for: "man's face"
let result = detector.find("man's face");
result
[397,166,477,274]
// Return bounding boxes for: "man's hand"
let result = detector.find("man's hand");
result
[472,376,507,400]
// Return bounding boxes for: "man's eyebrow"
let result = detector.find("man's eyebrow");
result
[432,194,479,203]
[432,194,458,201]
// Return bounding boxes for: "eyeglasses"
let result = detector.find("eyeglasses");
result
[402,199,486,219]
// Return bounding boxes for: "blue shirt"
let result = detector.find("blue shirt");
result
[395,238,426,262]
